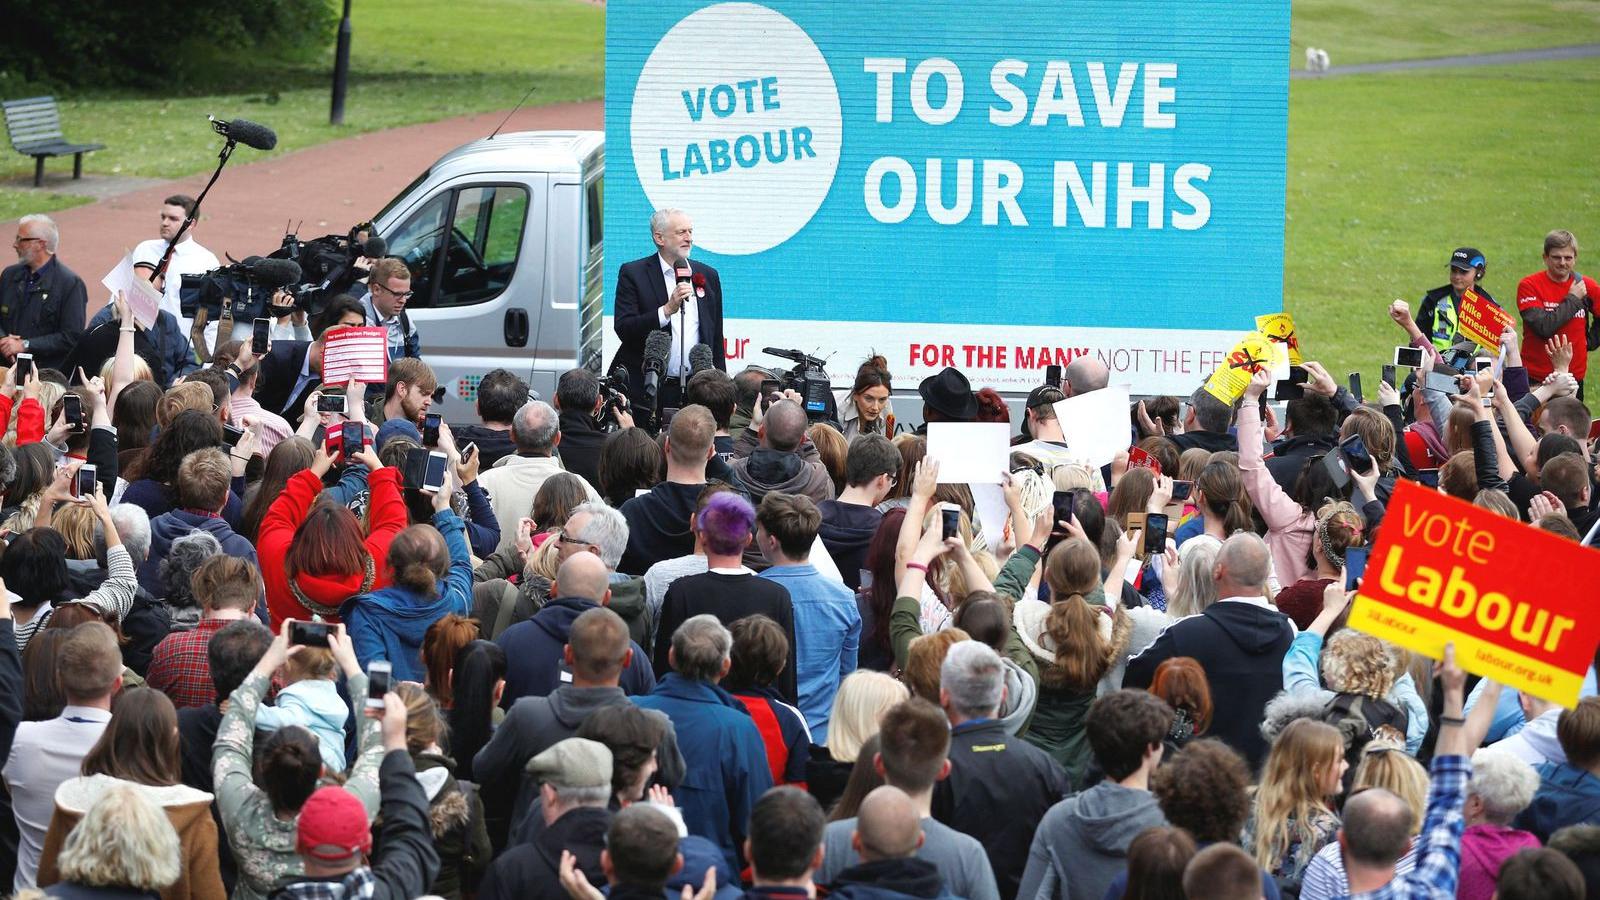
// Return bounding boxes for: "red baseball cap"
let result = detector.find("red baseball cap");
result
[295,786,371,861]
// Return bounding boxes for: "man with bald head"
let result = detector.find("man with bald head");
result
[732,397,834,507]
[829,786,959,900]
[495,552,657,705]
[477,603,683,843]
[481,398,602,541]
[1122,533,1292,767]
[1063,356,1109,397]
[1336,645,1485,898]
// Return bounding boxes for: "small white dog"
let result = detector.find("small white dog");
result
[1305,47,1331,72]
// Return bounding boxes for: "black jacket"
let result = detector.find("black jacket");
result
[495,597,657,705]
[619,481,705,575]
[556,408,607,490]
[1264,433,1337,494]
[1122,600,1294,768]
[653,571,798,704]
[817,501,883,592]
[269,751,440,900]
[254,341,317,429]
[453,424,518,470]
[829,858,959,900]
[609,253,726,405]
[0,257,87,372]
[1168,430,1238,453]
[478,806,610,900]
[931,719,1071,900]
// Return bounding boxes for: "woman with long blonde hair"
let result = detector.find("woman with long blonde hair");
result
[1245,718,1347,888]
[806,670,908,812]
[1299,742,1431,900]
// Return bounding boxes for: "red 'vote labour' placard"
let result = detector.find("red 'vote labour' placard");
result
[1350,480,1600,707]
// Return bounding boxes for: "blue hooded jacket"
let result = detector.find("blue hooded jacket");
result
[497,596,656,705]
[342,509,473,682]
[1516,762,1600,842]
[140,509,259,597]
[632,673,775,871]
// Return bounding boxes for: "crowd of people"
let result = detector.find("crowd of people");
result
[1,206,1599,900]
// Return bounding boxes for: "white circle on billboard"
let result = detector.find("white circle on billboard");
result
[630,2,842,256]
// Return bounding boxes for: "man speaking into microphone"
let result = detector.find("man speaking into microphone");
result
[611,208,726,411]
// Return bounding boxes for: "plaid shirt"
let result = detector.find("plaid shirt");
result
[269,866,376,900]
[1345,754,1469,900]
[146,617,234,709]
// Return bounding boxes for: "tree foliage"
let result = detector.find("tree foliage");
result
[4,0,335,89]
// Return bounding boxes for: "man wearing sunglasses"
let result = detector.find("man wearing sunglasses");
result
[360,257,421,360]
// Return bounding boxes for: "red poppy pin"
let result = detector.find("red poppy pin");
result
[692,272,706,298]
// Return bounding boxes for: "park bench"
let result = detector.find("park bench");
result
[3,96,104,187]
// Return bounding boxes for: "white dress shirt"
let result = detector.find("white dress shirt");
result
[4,705,112,889]
[128,236,221,336]
[656,256,699,377]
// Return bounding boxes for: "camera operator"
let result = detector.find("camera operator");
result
[455,368,530,468]
[731,395,834,508]
[554,368,632,490]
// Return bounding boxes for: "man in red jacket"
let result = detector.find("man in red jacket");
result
[1518,229,1599,389]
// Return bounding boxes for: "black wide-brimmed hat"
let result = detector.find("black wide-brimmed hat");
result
[918,366,978,420]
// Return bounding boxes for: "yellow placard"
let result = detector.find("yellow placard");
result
[1255,312,1303,365]
[1204,331,1279,405]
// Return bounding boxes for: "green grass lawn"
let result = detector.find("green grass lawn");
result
[1284,57,1600,397]
[0,0,603,220]
[1291,0,1600,65]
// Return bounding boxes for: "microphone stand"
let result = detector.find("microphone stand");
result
[152,136,236,285]
[677,302,688,399]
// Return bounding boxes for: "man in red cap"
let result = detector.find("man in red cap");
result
[269,688,438,900]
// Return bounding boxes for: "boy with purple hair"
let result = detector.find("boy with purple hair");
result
[651,492,799,704]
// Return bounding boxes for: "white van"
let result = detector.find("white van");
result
[370,131,606,420]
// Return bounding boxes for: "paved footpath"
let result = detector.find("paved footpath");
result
[8,100,602,301]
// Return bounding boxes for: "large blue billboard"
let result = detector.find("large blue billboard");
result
[605,1,1289,393]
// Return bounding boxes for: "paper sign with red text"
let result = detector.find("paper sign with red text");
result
[321,327,389,384]
[1457,290,1515,350]
[1350,480,1600,708]
[1127,446,1162,476]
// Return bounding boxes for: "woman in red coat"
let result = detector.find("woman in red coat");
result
[259,443,407,625]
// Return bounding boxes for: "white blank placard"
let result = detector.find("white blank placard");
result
[925,422,1010,484]
[1052,385,1132,468]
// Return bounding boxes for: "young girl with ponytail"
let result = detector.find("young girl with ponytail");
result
[1016,536,1166,782]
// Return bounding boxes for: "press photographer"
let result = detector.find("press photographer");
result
[554,367,634,489]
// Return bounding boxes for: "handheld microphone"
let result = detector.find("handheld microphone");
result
[688,343,714,374]
[642,330,673,401]
[209,117,278,151]
[674,257,692,288]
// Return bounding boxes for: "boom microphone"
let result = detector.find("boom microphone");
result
[642,330,673,401]
[241,256,303,288]
[688,343,714,375]
[210,117,278,151]
[362,235,388,258]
